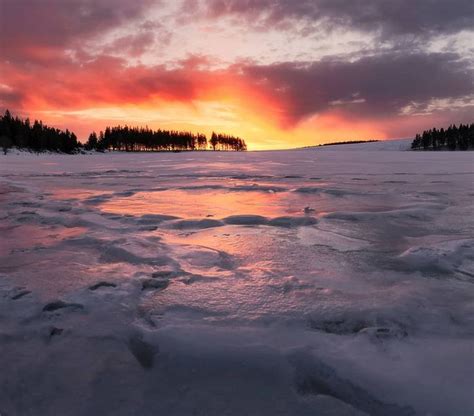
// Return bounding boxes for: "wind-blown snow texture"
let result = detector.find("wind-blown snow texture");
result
[1,142,473,416]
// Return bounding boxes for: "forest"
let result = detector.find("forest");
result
[85,126,247,152]
[411,123,474,150]
[0,110,247,153]
[0,110,79,154]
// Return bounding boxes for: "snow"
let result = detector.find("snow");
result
[0,144,473,416]
[308,138,412,151]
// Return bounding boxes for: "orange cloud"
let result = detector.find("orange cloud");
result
[1,54,289,148]
[2,51,473,149]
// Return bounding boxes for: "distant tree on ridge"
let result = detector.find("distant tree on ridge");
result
[411,123,474,151]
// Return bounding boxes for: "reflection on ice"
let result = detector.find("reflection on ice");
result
[99,186,317,219]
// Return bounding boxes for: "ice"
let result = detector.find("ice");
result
[0,143,473,415]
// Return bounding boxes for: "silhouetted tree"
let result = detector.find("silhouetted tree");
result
[319,140,379,147]
[411,123,474,151]
[85,132,98,150]
[210,132,218,151]
[88,126,246,152]
[0,110,80,153]
[0,135,12,154]
[0,109,248,154]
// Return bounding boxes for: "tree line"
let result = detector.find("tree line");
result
[209,132,247,151]
[85,126,246,152]
[317,140,379,147]
[411,123,474,151]
[0,109,79,154]
[0,110,247,154]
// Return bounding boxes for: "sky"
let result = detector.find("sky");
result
[0,0,473,149]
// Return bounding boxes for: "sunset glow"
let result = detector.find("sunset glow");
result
[1,0,473,149]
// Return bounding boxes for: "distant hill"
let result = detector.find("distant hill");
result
[313,139,380,147]
[304,139,412,151]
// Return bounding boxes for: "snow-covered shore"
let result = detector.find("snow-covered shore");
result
[309,138,412,151]
[0,145,473,415]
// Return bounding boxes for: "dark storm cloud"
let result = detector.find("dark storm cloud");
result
[241,52,474,124]
[198,0,474,39]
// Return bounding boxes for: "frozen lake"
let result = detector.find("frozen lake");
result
[1,145,473,415]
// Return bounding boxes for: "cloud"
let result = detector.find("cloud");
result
[195,0,474,39]
[0,0,155,62]
[0,83,23,108]
[2,46,472,129]
[102,32,157,58]
[0,54,240,112]
[240,51,474,125]
[0,0,472,146]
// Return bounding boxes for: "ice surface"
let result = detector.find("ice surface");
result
[0,143,473,415]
